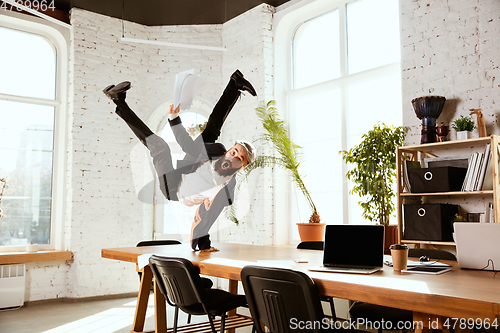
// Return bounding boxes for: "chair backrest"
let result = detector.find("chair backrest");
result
[408,248,457,261]
[241,265,325,333]
[149,256,206,308]
[296,241,324,251]
[137,240,181,247]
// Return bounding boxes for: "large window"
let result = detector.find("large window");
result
[287,0,402,241]
[0,20,65,250]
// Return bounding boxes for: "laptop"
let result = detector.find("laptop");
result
[308,224,385,274]
[454,222,500,271]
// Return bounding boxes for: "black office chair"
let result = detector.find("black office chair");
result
[241,265,365,333]
[297,241,324,251]
[136,240,213,290]
[349,249,457,333]
[297,241,336,320]
[137,240,213,325]
[149,255,249,333]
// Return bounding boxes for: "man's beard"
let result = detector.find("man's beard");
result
[214,155,240,177]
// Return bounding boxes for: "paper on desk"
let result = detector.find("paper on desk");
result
[201,258,255,268]
[256,260,296,269]
[383,255,451,268]
[173,68,205,111]
[137,253,154,269]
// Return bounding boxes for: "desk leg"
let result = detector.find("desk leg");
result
[132,266,153,333]
[227,279,238,333]
[154,278,167,333]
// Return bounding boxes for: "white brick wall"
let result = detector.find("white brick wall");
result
[26,4,275,301]
[26,0,500,302]
[217,4,276,246]
[401,0,500,144]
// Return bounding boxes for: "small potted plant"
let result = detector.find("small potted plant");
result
[451,115,476,140]
[340,123,405,250]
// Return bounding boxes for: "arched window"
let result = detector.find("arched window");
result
[281,0,402,242]
[153,108,209,240]
[0,17,67,250]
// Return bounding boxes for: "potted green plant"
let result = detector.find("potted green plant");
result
[340,123,405,250]
[226,100,324,242]
[451,115,476,140]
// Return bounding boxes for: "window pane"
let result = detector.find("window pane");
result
[345,71,402,224]
[0,101,55,246]
[346,0,400,74]
[293,10,340,89]
[289,89,343,241]
[0,26,56,99]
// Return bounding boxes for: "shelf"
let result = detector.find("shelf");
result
[398,136,492,153]
[402,240,455,246]
[401,190,494,197]
[0,250,73,265]
[397,135,500,245]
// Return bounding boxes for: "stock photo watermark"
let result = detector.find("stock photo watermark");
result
[289,317,499,331]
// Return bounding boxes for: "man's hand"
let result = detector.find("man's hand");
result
[200,247,220,253]
[169,104,180,114]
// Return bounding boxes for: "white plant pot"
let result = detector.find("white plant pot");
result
[457,131,471,140]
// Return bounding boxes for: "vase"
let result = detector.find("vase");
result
[297,223,326,242]
[411,95,446,144]
[456,131,471,140]
[384,225,399,252]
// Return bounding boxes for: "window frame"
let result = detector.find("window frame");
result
[0,12,68,251]
[274,0,402,244]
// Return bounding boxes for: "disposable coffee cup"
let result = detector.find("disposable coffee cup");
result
[26,243,38,252]
[389,244,409,272]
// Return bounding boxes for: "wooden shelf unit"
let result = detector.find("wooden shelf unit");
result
[396,135,500,246]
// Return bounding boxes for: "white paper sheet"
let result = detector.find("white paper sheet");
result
[201,258,255,268]
[173,68,204,111]
[137,253,154,270]
[256,260,296,269]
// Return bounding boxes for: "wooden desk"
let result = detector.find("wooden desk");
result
[102,242,500,333]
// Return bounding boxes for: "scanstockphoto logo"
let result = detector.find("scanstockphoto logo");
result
[289,318,419,331]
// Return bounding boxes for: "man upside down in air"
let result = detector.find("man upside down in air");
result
[103,70,256,252]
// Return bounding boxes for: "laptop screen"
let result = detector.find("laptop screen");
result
[323,225,385,267]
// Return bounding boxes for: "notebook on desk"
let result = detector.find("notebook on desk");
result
[308,224,385,274]
[455,222,500,271]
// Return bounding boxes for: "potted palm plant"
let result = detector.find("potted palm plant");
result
[226,100,324,242]
[340,123,405,250]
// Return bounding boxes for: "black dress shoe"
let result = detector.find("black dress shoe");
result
[230,70,257,96]
[103,81,131,101]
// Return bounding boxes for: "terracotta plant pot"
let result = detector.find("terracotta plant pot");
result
[384,225,399,251]
[297,223,326,242]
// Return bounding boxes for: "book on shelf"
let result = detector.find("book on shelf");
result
[461,143,493,191]
[462,153,476,191]
[403,160,421,192]
[476,143,491,191]
[482,151,495,191]
[470,152,483,191]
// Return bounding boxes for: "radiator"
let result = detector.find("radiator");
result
[0,264,25,309]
